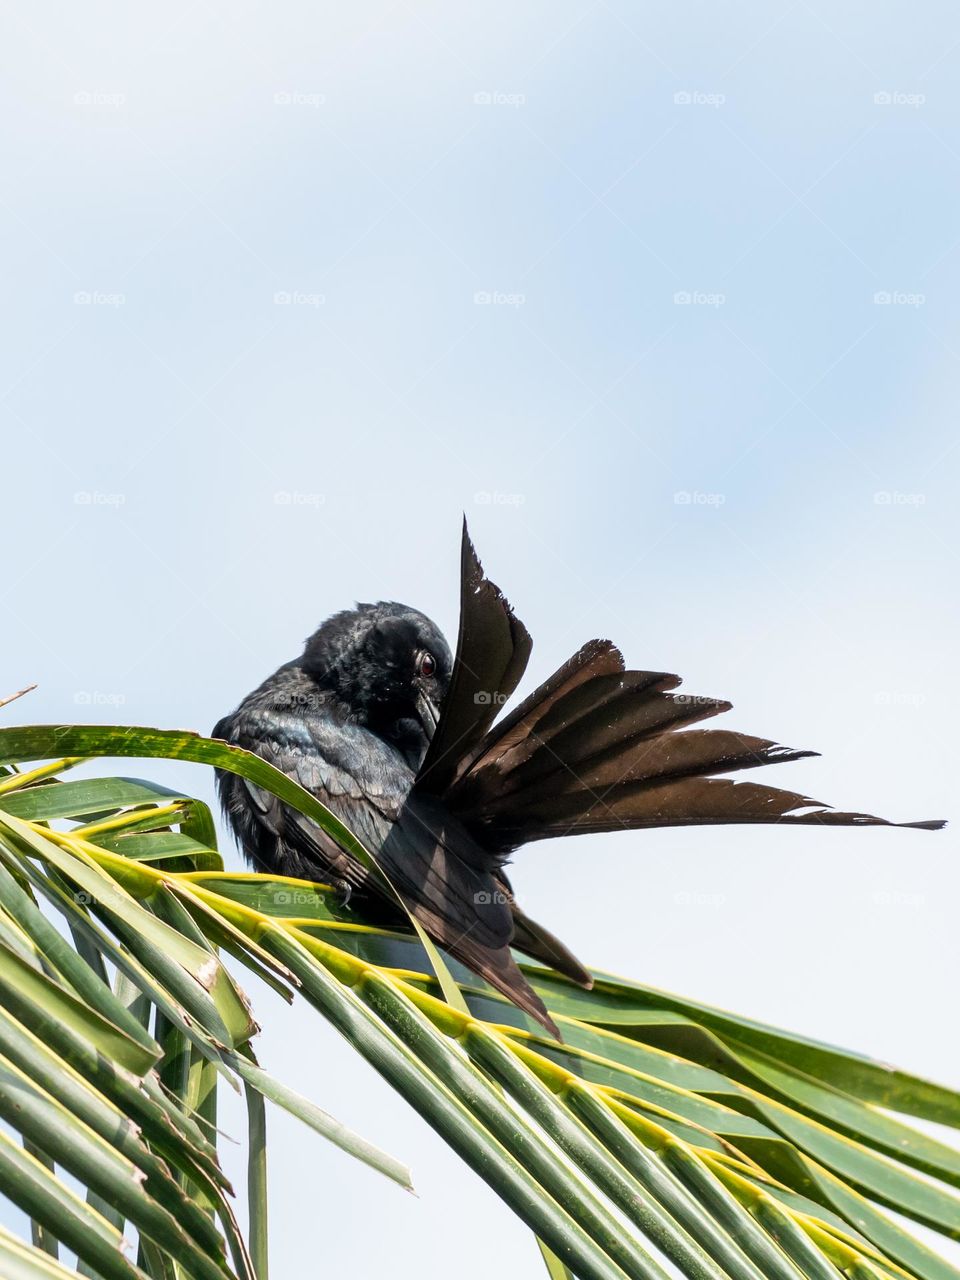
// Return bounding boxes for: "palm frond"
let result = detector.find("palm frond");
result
[0,723,955,1280]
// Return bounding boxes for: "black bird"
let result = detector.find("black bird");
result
[213,524,943,1037]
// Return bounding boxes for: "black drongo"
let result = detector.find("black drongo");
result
[213,524,942,1037]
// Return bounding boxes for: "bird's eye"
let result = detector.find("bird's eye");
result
[418,651,436,678]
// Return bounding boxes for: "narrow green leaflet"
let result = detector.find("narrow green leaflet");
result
[0,1224,91,1280]
[0,935,156,1075]
[227,1048,413,1189]
[0,778,198,823]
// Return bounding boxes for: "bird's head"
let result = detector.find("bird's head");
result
[301,601,452,759]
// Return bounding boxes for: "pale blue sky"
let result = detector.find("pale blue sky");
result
[1,2,958,1275]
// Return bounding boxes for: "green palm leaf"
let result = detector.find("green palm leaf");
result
[0,722,954,1280]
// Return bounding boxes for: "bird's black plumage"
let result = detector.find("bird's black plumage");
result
[214,525,944,1038]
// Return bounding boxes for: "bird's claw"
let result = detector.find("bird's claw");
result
[333,880,353,911]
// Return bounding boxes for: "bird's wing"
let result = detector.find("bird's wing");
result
[415,519,532,795]
[217,706,561,1036]
[216,707,402,890]
[370,793,562,1037]
[444,655,944,849]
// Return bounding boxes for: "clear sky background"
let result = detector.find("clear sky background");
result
[1,2,958,1275]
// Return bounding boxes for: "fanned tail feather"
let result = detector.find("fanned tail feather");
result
[417,520,531,794]
[443,654,945,848]
[406,521,944,1035]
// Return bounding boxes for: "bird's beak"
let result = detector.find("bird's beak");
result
[415,690,440,741]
